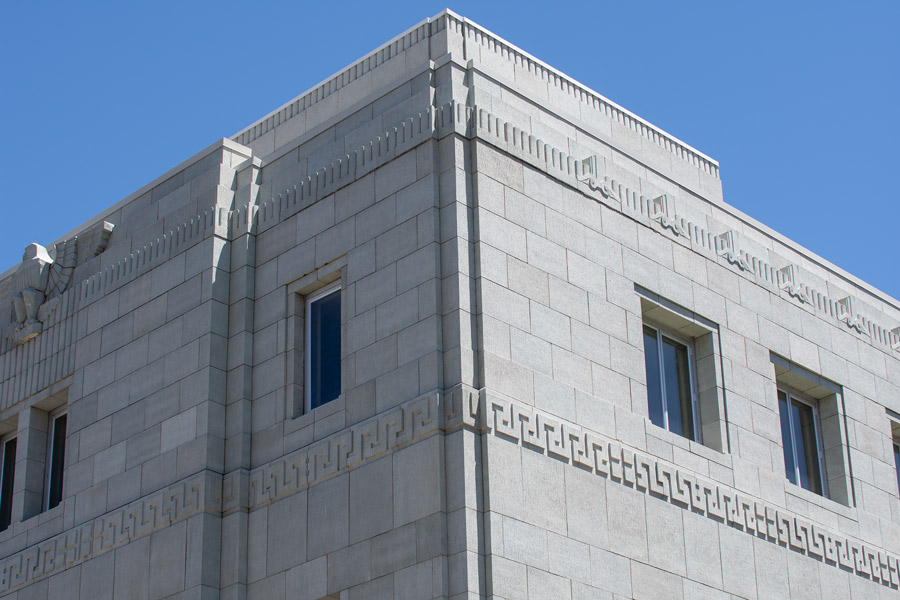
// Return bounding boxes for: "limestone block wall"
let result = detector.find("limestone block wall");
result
[0,139,250,598]
[469,98,900,598]
[0,8,897,600]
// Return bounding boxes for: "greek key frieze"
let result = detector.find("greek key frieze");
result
[482,394,900,588]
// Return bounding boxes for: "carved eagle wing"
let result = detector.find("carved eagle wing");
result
[45,237,78,299]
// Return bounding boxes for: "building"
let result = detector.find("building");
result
[0,9,898,599]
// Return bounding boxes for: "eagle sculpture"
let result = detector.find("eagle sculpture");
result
[11,239,78,344]
[10,220,113,345]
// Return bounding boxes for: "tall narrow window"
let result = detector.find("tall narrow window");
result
[894,441,900,496]
[778,390,826,496]
[643,325,698,441]
[306,285,341,412]
[0,437,16,531]
[45,411,67,511]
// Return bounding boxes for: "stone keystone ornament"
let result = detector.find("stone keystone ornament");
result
[11,221,114,345]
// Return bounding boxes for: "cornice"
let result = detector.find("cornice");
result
[230,13,444,148]
[229,9,719,182]
[465,103,900,355]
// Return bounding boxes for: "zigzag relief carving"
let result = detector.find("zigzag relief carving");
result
[473,392,900,589]
[245,392,441,508]
[0,471,220,596]
[465,106,900,353]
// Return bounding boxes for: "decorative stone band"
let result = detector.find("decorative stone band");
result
[473,391,900,589]
[2,389,895,593]
[465,103,900,354]
[0,471,221,596]
[238,392,442,510]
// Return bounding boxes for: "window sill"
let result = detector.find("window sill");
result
[286,394,345,434]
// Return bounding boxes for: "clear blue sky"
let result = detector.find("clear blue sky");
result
[2,1,898,301]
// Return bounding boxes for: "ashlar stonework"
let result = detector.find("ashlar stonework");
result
[0,9,898,600]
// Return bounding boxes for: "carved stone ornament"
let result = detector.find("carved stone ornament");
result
[716,230,753,272]
[778,264,812,305]
[10,221,114,345]
[836,297,868,336]
[650,195,686,237]
[577,155,623,204]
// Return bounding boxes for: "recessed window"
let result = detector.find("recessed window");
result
[771,354,851,505]
[643,325,698,441]
[0,436,16,531]
[778,390,826,496]
[637,288,727,451]
[306,284,341,412]
[44,410,67,511]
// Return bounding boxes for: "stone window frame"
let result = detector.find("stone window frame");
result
[889,412,900,497]
[636,286,728,452]
[0,430,16,532]
[11,386,71,521]
[770,353,853,506]
[286,257,347,419]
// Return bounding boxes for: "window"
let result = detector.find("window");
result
[778,390,826,496]
[891,417,900,496]
[305,284,341,412]
[643,325,698,440]
[44,409,66,511]
[0,436,16,531]
[894,441,900,496]
[286,261,346,419]
[637,287,727,450]
[771,354,852,505]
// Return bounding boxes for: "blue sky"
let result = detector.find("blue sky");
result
[2,1,898,301]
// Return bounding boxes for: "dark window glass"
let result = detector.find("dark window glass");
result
[643,326,695,440]
[0,438,16,530]
[47,414,66,510]
[662,336,693,439]
[309,289,341,411]
[894,442,900,496]
[793,401,822,495]
[778,391,796,482]
[778,391,823,496]
[643,327,664,429]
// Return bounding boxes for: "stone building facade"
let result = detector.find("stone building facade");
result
[0,9,898,600]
